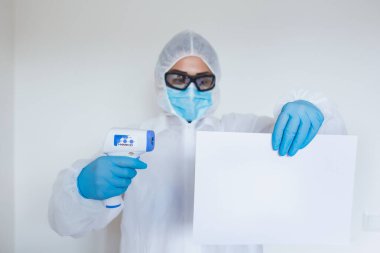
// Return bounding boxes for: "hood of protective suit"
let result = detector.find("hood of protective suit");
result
[154,30,221,123]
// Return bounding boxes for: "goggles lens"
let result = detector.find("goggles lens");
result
[165,72,215,91]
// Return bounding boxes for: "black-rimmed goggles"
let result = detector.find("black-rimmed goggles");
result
[165,71,216,92]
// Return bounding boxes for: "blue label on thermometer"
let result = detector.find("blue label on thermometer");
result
[114,135,134,147]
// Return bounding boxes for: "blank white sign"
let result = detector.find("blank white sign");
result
[193,132,357,245]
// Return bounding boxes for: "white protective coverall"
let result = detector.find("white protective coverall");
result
[49,30,347,253]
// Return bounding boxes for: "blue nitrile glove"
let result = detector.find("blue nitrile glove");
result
[77,156,147,200]
[272,100,324,156]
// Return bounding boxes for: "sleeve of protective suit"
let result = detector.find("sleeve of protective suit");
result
[48,158,123,237]
[273,89,347,134]
[221,89,346,134]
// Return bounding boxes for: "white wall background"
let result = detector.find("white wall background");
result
[0,0,14,252]
[9,0,380,252]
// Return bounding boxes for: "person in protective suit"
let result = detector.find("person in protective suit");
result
[49,30,346,253]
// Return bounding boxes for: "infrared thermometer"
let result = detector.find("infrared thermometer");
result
[102,128,155,208]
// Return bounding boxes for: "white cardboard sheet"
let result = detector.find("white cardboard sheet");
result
[193,132,357,245]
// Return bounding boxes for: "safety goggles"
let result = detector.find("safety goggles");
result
[165,70,216,92]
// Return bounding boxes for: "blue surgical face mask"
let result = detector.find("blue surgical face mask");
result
[167,84,213,122]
